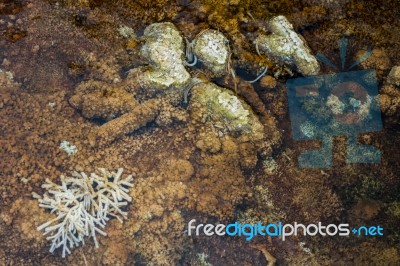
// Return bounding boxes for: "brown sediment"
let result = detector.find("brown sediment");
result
[223,79,281,155]
[357,48,392,79]
[70,81,139,121]
[379,84,400,124]
[187,137,250,219]
[250,243,277,266]
[0,0,400,265]
[91,101,158,146]
[287,5,327,29]
[259,75,277,89]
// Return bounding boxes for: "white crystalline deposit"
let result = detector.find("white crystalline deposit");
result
[217,92,249,119]
[59,140,77,156]
[192,29,230,76]
[256,16,320,76]
[299,121,316,138]
[118,25,136,39]
[33,168,134,257]
[138,22,190,91]
[262,157,278,175]
[0,68,18,87]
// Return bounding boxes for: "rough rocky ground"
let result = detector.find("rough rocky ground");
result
[0,0,399,265]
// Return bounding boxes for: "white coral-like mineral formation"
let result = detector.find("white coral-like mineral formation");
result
[256,15,320,76]
[33,168,134,257]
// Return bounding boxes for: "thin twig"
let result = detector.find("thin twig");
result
[255,38,261,56]
[248,67,268,84]
[230,68,238,94]
[185,55,198,66]
[183,78,202,104]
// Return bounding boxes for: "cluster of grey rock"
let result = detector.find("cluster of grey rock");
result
[133,16,319,133]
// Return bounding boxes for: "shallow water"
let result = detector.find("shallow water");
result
[0,0,399,265]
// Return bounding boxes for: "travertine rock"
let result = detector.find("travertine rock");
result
[256,15,320,76]
[138,22,190,92]
[387,66,400,86]
[192,29,230,76]
[190,82,263,136]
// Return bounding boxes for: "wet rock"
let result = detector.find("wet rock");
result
[192,29,230,77]
[387,66,400,86]
[190,81,264,136]
[255,15,320,76]
[379,84,400,124]
[138,22,190,92]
